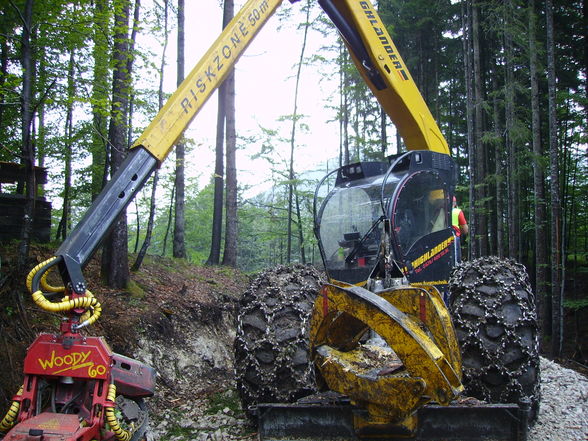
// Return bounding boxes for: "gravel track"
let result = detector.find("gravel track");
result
[151,356,587,440]
[528,357,588,441]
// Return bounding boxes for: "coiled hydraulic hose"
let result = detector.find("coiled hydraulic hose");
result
[105,384,133,441]
[26,257,102,329]
[31,289,102,328]
[26,256,64,294]
[0,387,23,433]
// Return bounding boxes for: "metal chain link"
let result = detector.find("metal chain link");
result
[448,256,540,415]
[234,265,322,411]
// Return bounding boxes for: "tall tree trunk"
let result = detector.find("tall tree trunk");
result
[0,40,7,131]
[17,0,35,271]
[101,0,132,289]
[503,0,521,260]
[338,43,343,167]
[36,34,47,174]
[221,70,237,266]
[546,0,563,357]
[91,0,110,199]
[491,66,505,258]
[505,0,519,261]
[132,171,159,270]
[286,1,311,263]
[207,0,231,266]
[207,88,226,265]
[221,27,237,266]
[463,0,476,260]
[173,0,187,259]
[125,0,140,249]
[529,0,547,343]
[472,1,487,257]
[56,50,75,241]
[133,0,168,271]
[133,198,140,253]
[126,0,140,146]
[221,0,237,267]
[340,43,350,166]
[295,191,306,264]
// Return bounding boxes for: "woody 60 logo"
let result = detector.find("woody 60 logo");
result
[38,350,106,378]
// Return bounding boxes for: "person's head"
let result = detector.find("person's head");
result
[453,195,457,208]
[428,189,445,208]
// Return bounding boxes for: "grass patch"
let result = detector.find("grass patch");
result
[126,279,146,300]
[205,389,241,415]
[159,425,198,441]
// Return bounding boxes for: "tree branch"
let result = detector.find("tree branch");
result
[8,0,29,33]
[30,78,56,117]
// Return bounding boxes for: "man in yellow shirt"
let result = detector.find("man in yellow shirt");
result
[452,196,468,262]
[428,189,446,233]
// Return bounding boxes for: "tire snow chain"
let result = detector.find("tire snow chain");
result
[449,256,540,406]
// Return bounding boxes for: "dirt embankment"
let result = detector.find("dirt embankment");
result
[0,244,250,416]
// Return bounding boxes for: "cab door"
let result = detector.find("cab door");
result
[389,169,456,296]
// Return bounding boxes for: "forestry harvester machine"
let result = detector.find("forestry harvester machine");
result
[1,0,540,440]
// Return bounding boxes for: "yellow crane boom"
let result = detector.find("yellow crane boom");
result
[134,0,449,164]
[53,0,449,291]
[133,0,283,162]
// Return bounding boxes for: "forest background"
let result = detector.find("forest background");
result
[0,0,586,362]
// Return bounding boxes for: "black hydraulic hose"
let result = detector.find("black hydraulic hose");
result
[318,0,386,90]
[28,256,63,296]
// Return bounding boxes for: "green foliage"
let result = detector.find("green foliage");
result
[205,389,241,415]
[563,298,588,311]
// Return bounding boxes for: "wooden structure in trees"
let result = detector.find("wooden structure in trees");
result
[0,161,51,243]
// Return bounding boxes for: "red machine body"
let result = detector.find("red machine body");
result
[23,334,111,380]
[3,332,155,441]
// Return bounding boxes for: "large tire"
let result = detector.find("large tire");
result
[448,256,540,421]
[234,264,322,419]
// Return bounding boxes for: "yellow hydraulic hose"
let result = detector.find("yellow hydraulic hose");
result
[105,384,133,441]
[31,289,102,328]
[0,387,23,433]
[27,257,102,328]
[26,257,63,294]
[40,271,65,293]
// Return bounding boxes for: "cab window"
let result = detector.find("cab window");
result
[391,171,449,253]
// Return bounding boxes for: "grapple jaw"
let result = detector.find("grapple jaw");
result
[309,283,463,429]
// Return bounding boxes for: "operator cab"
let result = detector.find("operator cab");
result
[314,151,457,293]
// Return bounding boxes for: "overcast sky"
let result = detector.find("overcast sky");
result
[143,0,342,196]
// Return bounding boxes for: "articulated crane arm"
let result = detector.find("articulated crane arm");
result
[44,0,447,295]
[52,0,284,295]
[318,0,449,154]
